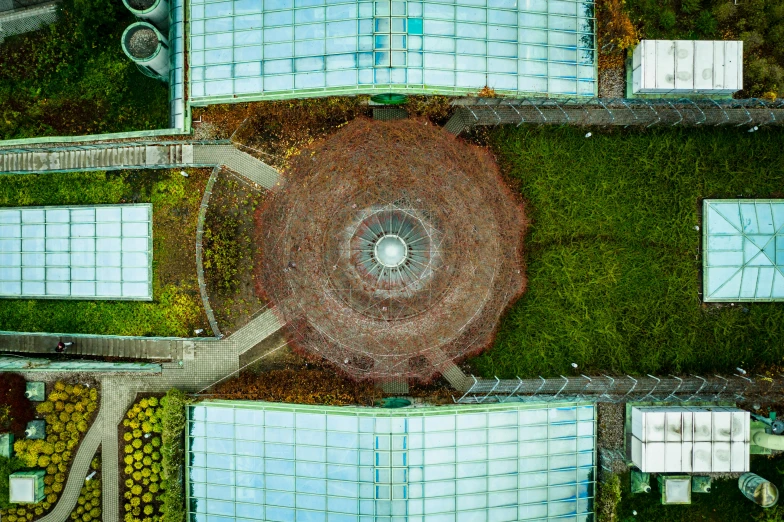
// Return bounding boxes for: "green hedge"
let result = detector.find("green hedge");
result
[0,456,23,510]
[159,389,187,522]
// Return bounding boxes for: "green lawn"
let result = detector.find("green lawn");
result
[472,126,784,379]
[0,170,210,337]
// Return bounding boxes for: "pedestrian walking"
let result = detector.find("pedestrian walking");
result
[55,341,73,353]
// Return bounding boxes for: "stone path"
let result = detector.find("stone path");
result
[23,307,285,522]
[0,142,281,190]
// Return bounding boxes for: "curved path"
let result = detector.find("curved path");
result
[2,142,286,521]
[36,407,103,522]
[20,307,285,522]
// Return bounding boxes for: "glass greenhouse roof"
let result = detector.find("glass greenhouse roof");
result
[703,199,784,302]
[186,401,596,522]
[0,205,153,300]
[188,0,597,103]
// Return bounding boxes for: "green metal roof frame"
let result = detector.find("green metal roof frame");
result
[186,400,597,522]
[702,199,784,302]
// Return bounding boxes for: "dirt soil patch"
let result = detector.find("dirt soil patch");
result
[238,329,291,370]
[191,95,456,170]
[211,341,461,406]
[203,170,268,335]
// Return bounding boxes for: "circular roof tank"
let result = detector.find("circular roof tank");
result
[121,22,170,80]
[122,0,169,31]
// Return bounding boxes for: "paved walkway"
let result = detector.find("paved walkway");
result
[0,139,286,521]
[27,307,285,522]
[0,142,281,190]
[0,333,183,360]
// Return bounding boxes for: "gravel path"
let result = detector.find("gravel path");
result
[599,66,626,98]
[128,28,159,59]
[598,403,628,474]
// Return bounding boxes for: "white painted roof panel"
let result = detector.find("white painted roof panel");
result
[632,39,743,94]
[0,204,153,300]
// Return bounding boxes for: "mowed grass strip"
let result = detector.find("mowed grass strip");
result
[0,170,210,337]
[472,126,784,378]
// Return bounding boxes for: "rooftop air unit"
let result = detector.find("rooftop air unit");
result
[121,21,169,82]
[121,0,168,31]
[632,40,743,95]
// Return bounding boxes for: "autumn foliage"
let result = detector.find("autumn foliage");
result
[597,0,639,70]
[258,118,527,384]
[208,369,381,406]
[0,374,34,437]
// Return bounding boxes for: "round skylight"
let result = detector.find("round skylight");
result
[374,235,407,268]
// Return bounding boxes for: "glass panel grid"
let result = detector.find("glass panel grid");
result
[702,199,784,302]
[0,204,153,300]
[188,0,596,101]
[187,402,596,521]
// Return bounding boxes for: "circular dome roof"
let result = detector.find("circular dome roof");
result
[374,235,407,268]
[258,118,527,382]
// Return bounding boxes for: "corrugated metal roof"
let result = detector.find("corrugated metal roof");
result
[703,199,784,302]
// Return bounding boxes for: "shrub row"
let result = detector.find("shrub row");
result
[159,389,187,522]
[121,389,188,522]
[121,396,164,522]
[69,456,101,522]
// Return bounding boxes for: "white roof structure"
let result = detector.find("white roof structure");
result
[0,204,153,300]
[187,401,597,522]
[703,200,784,302]
[630,406,750,473]
[9,474,38,504]
[632,40,742,94]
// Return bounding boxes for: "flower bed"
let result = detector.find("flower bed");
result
[0,381,99,522]
[119,389,188,522]
[120,396,164,522]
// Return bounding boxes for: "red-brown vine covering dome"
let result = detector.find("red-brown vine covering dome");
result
[258,118,527,383]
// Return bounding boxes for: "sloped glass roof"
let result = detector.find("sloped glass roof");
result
[0,205,153,300]
[703,199,784,302]
[188,0,597,103]
[186,401,596,522]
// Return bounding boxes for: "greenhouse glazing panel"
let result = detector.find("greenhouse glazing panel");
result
[186,401,596,522]
[0,204,153,300]
[703,199,784,302]
[189,0,596,102]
